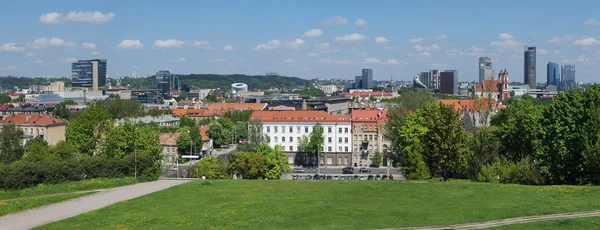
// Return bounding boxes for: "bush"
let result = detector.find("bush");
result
[475,158,544,185]
[196,156,229,179]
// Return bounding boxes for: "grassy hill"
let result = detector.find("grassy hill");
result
[178,74,311,90]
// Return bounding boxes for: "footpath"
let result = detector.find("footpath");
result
[0,179,193,230]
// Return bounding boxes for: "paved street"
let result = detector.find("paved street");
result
[0,179,192,230]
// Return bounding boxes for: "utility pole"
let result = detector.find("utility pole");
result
[134,139,137,179]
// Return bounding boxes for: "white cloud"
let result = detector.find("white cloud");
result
[354,19,368,29]
[333,33,367,42]
[552,50,560,55]
[447,46,486,57]
[283,59,294,64]
[223,45,239,51]
[314,59,331,64]
[433,34,447,41]
[375,37,390,45]
[193,40,211,49]
[38,12,62,24]
[363,57,381,64]
[82,42,96,49]
[1,43,25,52]
[32,38,76,48]
[117,39,144,49]
[548,37,561,43]
[286,38,306,50]
[414,44,439,51]
[25,52,36,57]
[308,52,319,57]
[320,15,348,26]
[490,33,519,48]
[408,52,431,58]
[153,39,185,49]
[254,39,281,51]
[574,37,598,46]
[39,11,115,24]
[177,57,186,62]
[91,51,100,56]
[314,42,331,50]
[303,29,323,38]
[65,11,115,23]
[386,59,399,65]
[6,66,17,69]
[314,59,352,64]
[583,19,600,26]
[333,60,352,64]
[236,58,246,62]
[62,57,77,63]
[34,59,43,64]
[561,55,590,63]
[210,58,226,63]
[537,49,549,55]
[408,37,423,43]
[469,46,484,53]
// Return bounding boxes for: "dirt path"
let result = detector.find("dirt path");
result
[379,210,600,230]
[0,179,193,230]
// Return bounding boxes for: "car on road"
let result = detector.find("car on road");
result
[360,176,366,180]
[292,168,305,173]
[305,175,312,180]
[293,175,298,180]
[334,176,339,180]
[375,175,381,180]
[367,175,374,180]
[359,167,371,173]
[353,175,359,180]
[313,174,319,180]
[326,175,333,180]
[382,175,388,180]
[342,167,354,174]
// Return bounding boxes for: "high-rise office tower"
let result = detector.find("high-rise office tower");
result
[440,70,458,95]
[429,70,440,90]
[362,68,373,89]
[479,57,493,84]
[546,62,561,88]
[561,64,576,92]
[524,45,536,89]
[419,72,430,89]
[156,70,171,98]
[71,59,107,91]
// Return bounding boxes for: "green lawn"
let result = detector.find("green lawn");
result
[491,216,600,229]
[0,177,137,200]
[36,180,600,230]
[0,192,95,216]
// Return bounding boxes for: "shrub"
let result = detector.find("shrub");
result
[196,156,229,179]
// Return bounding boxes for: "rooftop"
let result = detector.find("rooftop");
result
[159,133,180,146]
[351,109,388,122]
[437,99,504,112]
[340,92,393,97]
[118,115,179,125]
[249,110,350,123]
[0,114,65,126]
[206,103,267,112]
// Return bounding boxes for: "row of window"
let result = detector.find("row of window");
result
[354,134,379,141]
[270,136,350,144]
[266,126,350,134]
[327,137,349,144]
[289,156,350,165]
[279,144,349,152]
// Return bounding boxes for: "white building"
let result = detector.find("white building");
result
[249,110,352,166]
[317,85,338,95]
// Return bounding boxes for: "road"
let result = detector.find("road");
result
[0,179,193,230]
[295,167,400,175]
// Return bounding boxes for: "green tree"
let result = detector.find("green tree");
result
[196,156,228,179]
[95,99,145,119]
[15,95,25,102]
[22,137,55,162]
[52,100,77,120]
[491,99,542,162]
[467,126,502,177]
[229,151,268,179]
[298,135,309,152]
[206,118,234,147]
[205,92,218,103]
[246,119,268,149]
[66,104,112,156]
[0,93,11,104]
[308,123,324,167]
[253,144,290,179]
[177,132,192,153]
[0,124,25,164]
[50,140,77,160]
[179,115,196,128]
[372,152,382,167]
[398,114,430,180]
[146,108,163,117]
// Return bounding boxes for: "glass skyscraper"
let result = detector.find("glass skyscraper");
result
[546,62,561,87]
[561,65,576,92]
[524,46,536,89]
[156,70,171,99]
[71,59,107,91]
[479,57,493,84]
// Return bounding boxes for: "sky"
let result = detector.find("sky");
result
[1,0,600,82]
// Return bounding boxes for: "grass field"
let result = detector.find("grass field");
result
[36,180,600,230]
[491,216,600,229]
[0,177,137,216]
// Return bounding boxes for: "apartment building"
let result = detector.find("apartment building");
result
[350,109,390,167]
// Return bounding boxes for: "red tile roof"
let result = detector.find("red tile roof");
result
[340,92,393,97]
[206,103,267,112]
[437,99,504,112]
[351,109,388,122]
[249,111,350,123]
[0,114,65,126]
[474,80,503,92]
[199,126,210,142]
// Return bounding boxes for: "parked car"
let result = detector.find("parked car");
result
[382,175,388,180]
[375,175,381,180]
[319,175,326,180]
[293,175,298,180]
[367,175,374,180]
[359,167,371,173]
[360,176,366,180]
[326,175,333,180]
[313,174,319,180]
[334,176,339,180]
[353,175,359,180]
[293,168,305,173]
[299,175,304,180]
[343,168,354,174]
[305,175,312,180]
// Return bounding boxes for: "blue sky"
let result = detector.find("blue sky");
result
[1,0,599,82]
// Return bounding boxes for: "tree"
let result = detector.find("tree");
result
[95,99,145,120]
[0,94,11,104]
[234,121,248,141]
[308,123,324,168]
[398,114,430,180]
[176,132,192,153]
[196,156,228,179]
[229,151,268,179]
[298,135,309,152]
[15,95,25,102]
[179,115,196,128]
[246,119,268,148]
[254,144,290,179]
[491,99,542,162]
[146,108,163,117]
[0,124,24,164]
[206,118,234,147]
[372,152,382,167]
[50,140,77,160]
[66,104,112,156]
[22,137,55,162]
[204,92,218,103]
[467,126,502,177]
[52,100,77,120]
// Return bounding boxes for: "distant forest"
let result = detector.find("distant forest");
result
[0,76,71,89]
[119,74,311,90]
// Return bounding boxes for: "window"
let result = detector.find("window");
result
[328,127,332,133]
[327,157,333,165]
[345,147,349,152]
[328,137,332,143]
[344,157,348,165]
[289,137,293,142]
[338,128,342,133]
[296,126,300,133]
[344,137,348,143]
[288,157,294,164]
[281,137,285,142]
[328,146,332,152]
[338,137,342,143]
[338,157,342,165]
[305,127,309,133]
[289,127,293,133]
[344,128,348,133]
[274,136,278,142]
[282,126,285,133]
[274,127,278,133]
[289,146,293,151]
[266,127,271,133]
[297,137,300,143]
[338,146,342,152]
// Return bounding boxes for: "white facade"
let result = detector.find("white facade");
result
[317,85,338,95]
[262,122,352,154]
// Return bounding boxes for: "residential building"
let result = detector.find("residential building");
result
[479,57,493,84]
[187,89,212,100]
[340,92,394,100]
[561,64,576,92]
[0,106,52,119]
[547,62,561,88]
[172,102,267,119]
[524,46,536,89]
[0,114,66,145]
[350,109,390,167]
[199,125,213,155]
[50,81,65,92]
[159,133,180,164]
[473,69,510,101]
[249,110,352,166]
[117,115,179,126]
[71,59,107,91]
[440,70,458,95]
[156,70,171,99]
[317,85,338,95]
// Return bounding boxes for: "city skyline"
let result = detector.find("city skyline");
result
[0,0,599,82]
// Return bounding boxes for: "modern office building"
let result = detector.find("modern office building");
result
[524,46,536,89]
[419,72,430,89]
[479,57,493,84]
[440,70,459,95]
[561,64,576,92]
[429,70,440,90]
[156,70,171,99]
[71,59,107,90]
[348,69,374,90]
[172,75,180,91]
[546,62,561,88]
